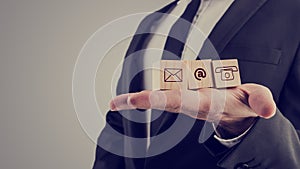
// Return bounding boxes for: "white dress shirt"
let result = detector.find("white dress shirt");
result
[142,0,249,148]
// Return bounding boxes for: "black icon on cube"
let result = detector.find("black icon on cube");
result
[215,66,238,81]
[194,68,206,81]
[164,68,183,82]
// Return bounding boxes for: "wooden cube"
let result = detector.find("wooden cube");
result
[160,60,187,90]
[187,60,214,89]
[212,59,241,88]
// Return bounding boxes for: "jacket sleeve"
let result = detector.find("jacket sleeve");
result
[92,110,147,169]
[218,110,300,169]
[92,111,125,169]
[218,45,300,169]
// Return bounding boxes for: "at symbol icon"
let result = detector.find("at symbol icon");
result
[194,68,206,81]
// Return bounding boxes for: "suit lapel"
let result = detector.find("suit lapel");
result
[208,0,269,54]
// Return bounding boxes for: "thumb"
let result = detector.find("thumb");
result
[239,83,276,119]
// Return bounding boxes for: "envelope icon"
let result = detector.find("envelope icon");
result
[164,68,183,82]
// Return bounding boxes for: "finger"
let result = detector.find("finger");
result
[128,90,177,112]
[239,84,276,119]
[122,90,195,113]
[110,90,155,111]
[128,90,153,109]
[149,90,205,117]
[109,93,135,111]
[110,90,207,118]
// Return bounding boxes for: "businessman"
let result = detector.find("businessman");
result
[93,0,300,168]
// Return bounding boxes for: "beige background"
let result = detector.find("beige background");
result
[0,0,170,168]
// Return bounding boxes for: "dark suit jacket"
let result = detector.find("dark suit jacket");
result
[93,0,300,168]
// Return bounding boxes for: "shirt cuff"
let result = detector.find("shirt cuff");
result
[212,123,254,148]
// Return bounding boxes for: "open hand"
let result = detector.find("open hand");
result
[110,83,276,138]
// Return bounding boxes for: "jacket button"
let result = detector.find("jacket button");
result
[234,163,249,169]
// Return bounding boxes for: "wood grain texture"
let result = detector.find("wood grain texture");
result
[212,59,241,88]
[159,60,187,90]
[187,60,214,89]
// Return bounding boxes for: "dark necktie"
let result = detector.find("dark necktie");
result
[150,0,202,137]
[162,0,202,60]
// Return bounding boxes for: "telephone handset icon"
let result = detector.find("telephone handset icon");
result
[215,66,238,81]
